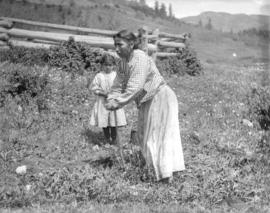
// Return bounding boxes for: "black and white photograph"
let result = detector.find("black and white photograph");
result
[0,0,269,212]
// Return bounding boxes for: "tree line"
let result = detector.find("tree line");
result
[128,0,175,19]
[238,28,270,40]
[197,18,213,30]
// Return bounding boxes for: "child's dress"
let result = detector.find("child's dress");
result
[90,71,127,127]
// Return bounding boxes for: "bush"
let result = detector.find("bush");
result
[48,38,104,75]
[0,39,202,76]
[246,86,270,167]
[0,64,50,110]
[156,47,203,76]
[157,56,186,76]
[0,46,49,66]
[0,40,104,76]
[257,131,270,159]
[246,86,270,130]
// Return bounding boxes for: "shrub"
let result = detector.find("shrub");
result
[256,131,270,161]
[156,47,203,76]
[0,40,104,76]
[0,39,202,76]
[156,56,187,76]
[246,86,270,167]
[0,46,49,66]
[246,86,270,130]
[0,64,50,110]
[48,38,104,75]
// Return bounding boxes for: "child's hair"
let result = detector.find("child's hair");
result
[100,54,114,66]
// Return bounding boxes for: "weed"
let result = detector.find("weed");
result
[246,86,270,130]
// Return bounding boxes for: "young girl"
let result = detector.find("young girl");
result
[89,54,127,144]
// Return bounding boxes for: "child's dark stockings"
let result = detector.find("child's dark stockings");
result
[103,127,117,144]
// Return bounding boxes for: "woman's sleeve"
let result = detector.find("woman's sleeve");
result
[110,53,148,107]
[108,70,123,98]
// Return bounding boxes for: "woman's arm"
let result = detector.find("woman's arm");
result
[108,67,124,98]
[94,90,108,98]
[106,52,149,109]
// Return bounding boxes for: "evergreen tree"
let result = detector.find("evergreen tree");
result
[154,1,159,15]
[198,19,202,27]
[139,0,146,5]
[160,3,167,17]
[205,18,213,30]
[169,3,173,18]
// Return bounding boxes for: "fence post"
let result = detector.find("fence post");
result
[151,28,159,62]
[137,26,148,54]
[0,20,13,49]
[145,27,149,56]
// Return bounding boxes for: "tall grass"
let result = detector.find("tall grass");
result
[1,59,270,212]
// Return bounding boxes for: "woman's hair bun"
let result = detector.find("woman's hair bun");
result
[113,30,137,42]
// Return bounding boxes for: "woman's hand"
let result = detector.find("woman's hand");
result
[105,99,119,110]
[95,90,108,98]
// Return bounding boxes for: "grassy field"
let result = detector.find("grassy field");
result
[0,54,269,212]
[0,1,269,211]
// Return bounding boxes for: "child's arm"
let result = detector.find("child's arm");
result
[90,74,108,98]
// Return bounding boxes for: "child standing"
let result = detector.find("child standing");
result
[89,54,127,144]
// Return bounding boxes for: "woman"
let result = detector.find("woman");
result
[105,30,185,182]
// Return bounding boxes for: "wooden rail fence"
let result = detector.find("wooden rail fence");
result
[0,17,190,58]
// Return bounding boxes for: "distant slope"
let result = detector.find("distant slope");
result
[0,0,265,63]
[0,0,177,32]
[181,11,270,33]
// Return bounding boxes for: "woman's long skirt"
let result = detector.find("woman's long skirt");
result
[137,85,185,181]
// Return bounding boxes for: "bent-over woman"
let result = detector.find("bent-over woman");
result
[105,30,185,182]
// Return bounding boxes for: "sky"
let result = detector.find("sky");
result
[145,0,270,18]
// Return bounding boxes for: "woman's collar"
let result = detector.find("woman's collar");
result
[122,50,134,63]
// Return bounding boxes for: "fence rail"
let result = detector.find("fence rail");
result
[0,17,190,58]
[1,17,117,36]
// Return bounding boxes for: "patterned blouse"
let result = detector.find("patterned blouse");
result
[108,49,165,107]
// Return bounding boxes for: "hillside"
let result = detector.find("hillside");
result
[181,11,270,33]
[1,1,270,212]
[0,0,183,33]
[0,0,266,63]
